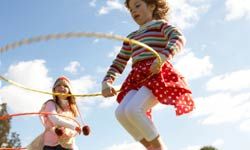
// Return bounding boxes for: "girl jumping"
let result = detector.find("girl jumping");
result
[102,0,195,149]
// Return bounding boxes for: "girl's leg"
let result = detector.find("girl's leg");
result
[116,90,153,149]
[140,138,152,149]
[124,86,166,149]
[148,136,166,149]
[115,90,155,149]
[115,90,144,142]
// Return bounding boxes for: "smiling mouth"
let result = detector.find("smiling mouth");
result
[134,14,139,19]
[57,89,67,93]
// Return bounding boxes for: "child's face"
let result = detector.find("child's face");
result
[128,0,154,26]
[54,80,70,99]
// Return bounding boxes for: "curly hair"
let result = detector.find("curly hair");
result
[125,0,170,20]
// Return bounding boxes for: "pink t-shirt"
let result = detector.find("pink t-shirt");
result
[41,100,78,149]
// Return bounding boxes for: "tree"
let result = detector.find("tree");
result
[0,103,21,148]
[200,145,218,150]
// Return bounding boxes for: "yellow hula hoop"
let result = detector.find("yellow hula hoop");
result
[0,32,162,97]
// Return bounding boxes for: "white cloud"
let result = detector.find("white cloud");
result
[1,86,50,113]
[225,0,250,21]
[95,0,210,28]
[181,145,201,150]
[0,59,101,114]
[153,103,167,111]
[169,0,210,29]
[206,69,250,92]
[212,139,224,148]
[0,60,52,112]
[64,61,82,74]
[98,0,125,15]
[240,119,250,132]
[70,76,98,108]
[98,97,117,108]
[104,142,145,150]
[189,0,209,2]
[191,92,250,125]
[4,60,52,89]
[71,75,97,94]
[174,51,213,80]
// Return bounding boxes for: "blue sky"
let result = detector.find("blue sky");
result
[0,0,250,150]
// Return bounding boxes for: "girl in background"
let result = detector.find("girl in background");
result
[41,76,81,150]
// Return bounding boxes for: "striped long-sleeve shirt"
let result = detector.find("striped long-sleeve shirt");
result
[103,20,186,83]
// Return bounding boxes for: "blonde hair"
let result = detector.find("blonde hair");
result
[53,76,78,117]
[125,0,170,21]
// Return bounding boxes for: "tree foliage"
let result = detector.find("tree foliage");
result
[200,145,218,150]
[0,103,21,148]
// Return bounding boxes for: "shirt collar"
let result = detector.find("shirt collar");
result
[139,20,157,30]
[59,99,69,108]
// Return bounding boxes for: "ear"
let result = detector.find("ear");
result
[149,4,156,11]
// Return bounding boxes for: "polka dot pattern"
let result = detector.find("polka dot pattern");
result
[117,58,195,116]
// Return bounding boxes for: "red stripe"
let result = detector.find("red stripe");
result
[134,33,163,40]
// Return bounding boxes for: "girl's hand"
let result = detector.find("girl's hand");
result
[55,127,64,136]
[150,54,167,74]
[102,81,117,97]
[75,126,81,135]
[150,60,161,74]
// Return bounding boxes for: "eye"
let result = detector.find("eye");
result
[57,84,68,88]
[135,4,140,8]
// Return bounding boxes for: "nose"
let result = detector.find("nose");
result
[57,85,66,91]
[130,8,136,15]
[131,12,137,19]
[58,85,64,88]
[131,9,135,13]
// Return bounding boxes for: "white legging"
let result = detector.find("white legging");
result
[115,86,159,141]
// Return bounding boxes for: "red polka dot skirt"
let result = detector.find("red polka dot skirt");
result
[117,58,195,116]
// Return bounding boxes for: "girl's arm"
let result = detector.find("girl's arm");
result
[162,24,186,59]
[44,101,78,130]
[103,40,132,84]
